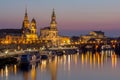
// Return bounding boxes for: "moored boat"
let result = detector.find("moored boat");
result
[20,51,40,64]
[41,54,48,60]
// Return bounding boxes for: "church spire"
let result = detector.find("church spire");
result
[22,8,29,30]
[25,8,27,16]
[24,8,28,21]
[50,8,57,30]
[52,8,55,18]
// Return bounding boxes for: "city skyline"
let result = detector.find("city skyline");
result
[0,0,120,37]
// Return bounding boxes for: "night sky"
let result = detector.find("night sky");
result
[0,0,120,37]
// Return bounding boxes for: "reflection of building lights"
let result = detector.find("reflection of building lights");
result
[41,60,47,65]
[101,54,104,67]
[23,72,29,80]
[54,56,57,64]
[41,60,47,71]
[68,55,71,71]
[93,54,96,67]
[98,54,100,68]
[85,53,88,64]
[63,55,66,65]
[81,54,84,65]
[60,57,63,64]
[0,69,4,77]
[5,66,8,77]
[14,65,17,75]
[90,54,92,67]
[115,54,117,68]
[74,54,77,65]
[112,54,117,68]
[63,55,66,71]
[31,65,36,80]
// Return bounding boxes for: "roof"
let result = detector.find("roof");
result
[31,18,36,23]
[41,27,50,30]
[0,29,22,37]
[92,31,104,34]
[88,38,97,41]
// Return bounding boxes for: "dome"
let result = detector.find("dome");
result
[31,18,36,23]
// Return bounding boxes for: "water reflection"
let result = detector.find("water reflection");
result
[31,65,36,80]
[80,51,117,69]
[0,50,120,80]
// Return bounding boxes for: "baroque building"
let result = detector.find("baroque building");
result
[0,8,70,46]
[0,9,38,44]
[80,31,106,43]
[22,9,38,43]
[40,9,70,47]
[40,9,59,46]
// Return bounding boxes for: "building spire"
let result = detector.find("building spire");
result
[52,8,55,17]
[22,7,29,29]
[50,8,57,30]
[24,7,28,21]
[25,8,27,16]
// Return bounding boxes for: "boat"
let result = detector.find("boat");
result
[41,54,48,60]
[65,49,78,55]
[56,50,64,56]
[20,51,40,64]
[101,45,112,50]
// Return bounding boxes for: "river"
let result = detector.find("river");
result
[0,50,120,80]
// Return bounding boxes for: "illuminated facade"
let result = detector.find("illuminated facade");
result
[59,36,70,46]
[80,31,105,43]
[22,9,38,43]
[0,29,23,44]
[0,9,38,44]
[0,9,70,46]
[40,9,70,46]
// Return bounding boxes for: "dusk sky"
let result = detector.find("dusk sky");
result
[0,0,120,37]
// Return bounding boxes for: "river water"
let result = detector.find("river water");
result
[0,50,120,80]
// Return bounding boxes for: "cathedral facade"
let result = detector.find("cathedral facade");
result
[0,9,38,44]
[40,9,59,46]
[40,9,70,47]
[21,9,38,43]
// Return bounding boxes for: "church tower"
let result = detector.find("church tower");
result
[50,9,57,30]
[31,18,37,34]
[22,8,30,33]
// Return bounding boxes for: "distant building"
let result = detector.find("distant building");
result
[0,29,22,44]
[80,31,106,43]
[89,31,104,38]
